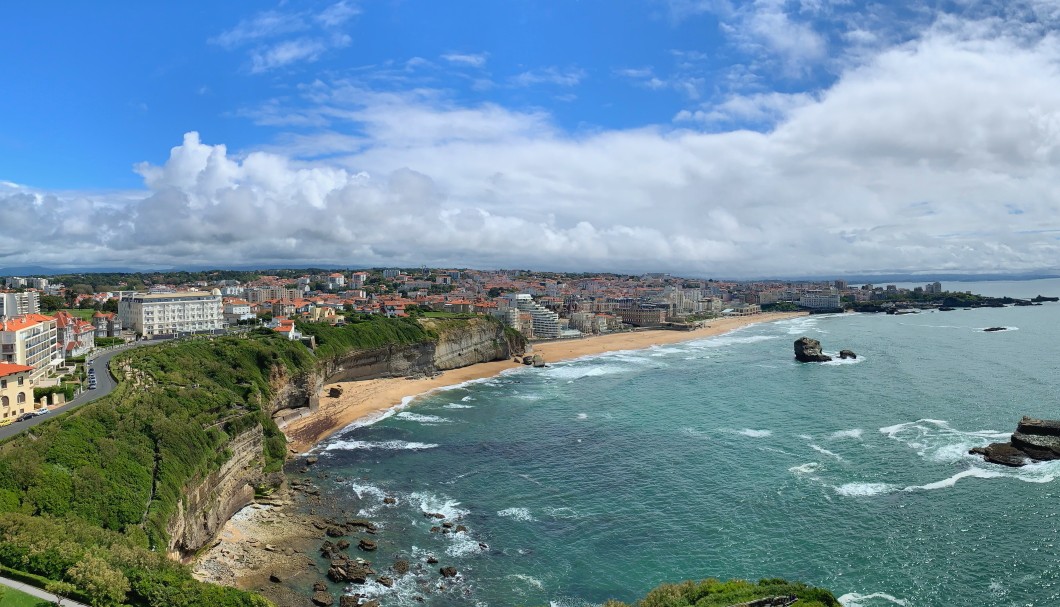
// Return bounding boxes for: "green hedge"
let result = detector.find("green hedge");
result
[604,578,840,607]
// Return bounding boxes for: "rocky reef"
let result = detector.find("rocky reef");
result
[971,416,1060,467]
[793,337,831,362]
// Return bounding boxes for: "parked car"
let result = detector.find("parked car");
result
[34,408,49,416]
[16,412,35,422]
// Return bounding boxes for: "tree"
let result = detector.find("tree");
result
[67,553,130,607]
[40,295,66,313]
[46,580,77,606]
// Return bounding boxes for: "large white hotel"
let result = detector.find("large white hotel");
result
[118,291,224,338]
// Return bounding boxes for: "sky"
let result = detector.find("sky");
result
[3,0,1060,278]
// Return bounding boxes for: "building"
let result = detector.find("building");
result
[505,294,560,338]
[800,292,841,309]
[222,298,255,325]
[119,291,224,337]
[924,281,943,294]
[0,291,40,318]
[54,311,95,359]
[245,286,301,303]
[91,311,123,338]
[382,268,401,279]
[350,272,369,287]
[0,314,59,383]
[615,306,667,327]
[0,362,34,422]
[327,273,347,289]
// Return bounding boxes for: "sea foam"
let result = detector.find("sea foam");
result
[838,591,910,606]
[324,439,438,451]
[396,411,451,424]
[497,507,535,521]
[737,428,772,438]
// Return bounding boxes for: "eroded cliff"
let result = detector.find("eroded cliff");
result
[171,317,522,556]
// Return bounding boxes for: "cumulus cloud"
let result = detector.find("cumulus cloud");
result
[6,11,1060,276]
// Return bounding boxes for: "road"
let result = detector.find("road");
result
[0,574,90,606]
[0,339,168,443]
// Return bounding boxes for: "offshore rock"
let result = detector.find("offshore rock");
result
[839,350,857,360]
[983,327,1007,332]
[311,591,335,606]
[971,416,1060,467]
[793,337,832,363]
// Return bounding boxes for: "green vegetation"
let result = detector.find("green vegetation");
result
[58,309,95,321]
[94,338,123,348]
[604,578,840,607]
[0,330,318,606]
[762,302,801,312]
[32,384,76,403]
[0,584,51,607]
[0,513,269,607]
[295,316,434,359]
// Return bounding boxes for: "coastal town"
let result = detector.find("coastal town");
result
[0,267,997,427]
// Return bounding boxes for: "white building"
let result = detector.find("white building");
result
[506,294,560,339]
[222,298,255,325]
[0,291,40,319]
[799,292,841,309]
[0,314,59,383]
[119,291,224,337]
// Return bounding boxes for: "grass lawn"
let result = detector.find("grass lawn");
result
[0,585,54,606]
[59,309,96,321]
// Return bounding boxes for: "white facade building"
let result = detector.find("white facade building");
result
[506,294,560,339]
[119,291,224,337]
[799,292,841,309]
[0,291,41,319]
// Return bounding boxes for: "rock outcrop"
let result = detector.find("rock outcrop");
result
[983,327,1007,332]
[971,416,1060,467]
[793,337,832,362]
[839,350,857,360]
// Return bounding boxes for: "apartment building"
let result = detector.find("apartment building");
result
[0,362,34,422]
[505,294,560,339]
[0,314,59,383]
[119,291,224,337]
[54,310,96,359]
[0,291,41,318]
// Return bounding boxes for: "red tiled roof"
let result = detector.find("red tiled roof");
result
[0,362,33,377]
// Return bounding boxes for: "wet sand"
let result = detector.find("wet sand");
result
[281,312,806,453]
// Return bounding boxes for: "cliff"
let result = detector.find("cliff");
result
[167,425,265,556]
[171,317,522,556]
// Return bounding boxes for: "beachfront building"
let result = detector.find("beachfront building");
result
[799,291,841,309]
[614,305,668,327]
[0,291,40,319]
[222,298,255,325]
[505,294,560,339]
[0,314,59,383]
[119,291,224,337]
[0,362,34,422]
[722,303,762,316]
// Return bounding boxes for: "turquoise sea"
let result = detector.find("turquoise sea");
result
[306,279,1060,607]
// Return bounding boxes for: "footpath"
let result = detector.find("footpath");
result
[0,574,89,606]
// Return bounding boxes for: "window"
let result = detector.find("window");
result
[0,396,7,407]
[0,379,5,389]
[17,393,25,404]
[17,376,24,386]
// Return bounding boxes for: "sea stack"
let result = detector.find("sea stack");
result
[971,416,1060,467]
[793,337,832,363]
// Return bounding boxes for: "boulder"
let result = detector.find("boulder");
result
[358,539,377,551]
[839,350,857,360]
[383,496,396,505]
[393,559,410,575]
[440,566,458,578]
[336,539,350,550]
[983,326,1007,332]
[313,582,327,592]
[377,576,394,588]
[338,598,359,607]
[268,572,284,583]
[793,337,832,363]
[532,354,547,367]
[312,591,335,606]
[426,555,439,564]
[328,386,343,398]
[306,456,319,465]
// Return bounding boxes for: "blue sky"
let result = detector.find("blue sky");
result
[3,1,1060,276]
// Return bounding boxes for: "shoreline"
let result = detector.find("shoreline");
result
[280,311,807,454]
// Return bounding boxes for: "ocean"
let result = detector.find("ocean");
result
[304,279,1060,607]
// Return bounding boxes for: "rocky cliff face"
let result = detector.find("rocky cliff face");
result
[167,425,264,557]
[971,416,1060,467]
[172,318,522,556]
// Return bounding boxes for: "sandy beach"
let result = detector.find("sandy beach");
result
[281,311,806,453]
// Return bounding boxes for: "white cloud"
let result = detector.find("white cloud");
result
[8,11,1060,276]
[511,66,586,87]
[442,52,489,68]
[214,5,359,73]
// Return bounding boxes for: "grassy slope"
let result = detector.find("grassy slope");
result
[605,578,840,607]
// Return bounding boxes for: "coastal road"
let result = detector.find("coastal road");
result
[0,574,90,606]
[0,339,170,443]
